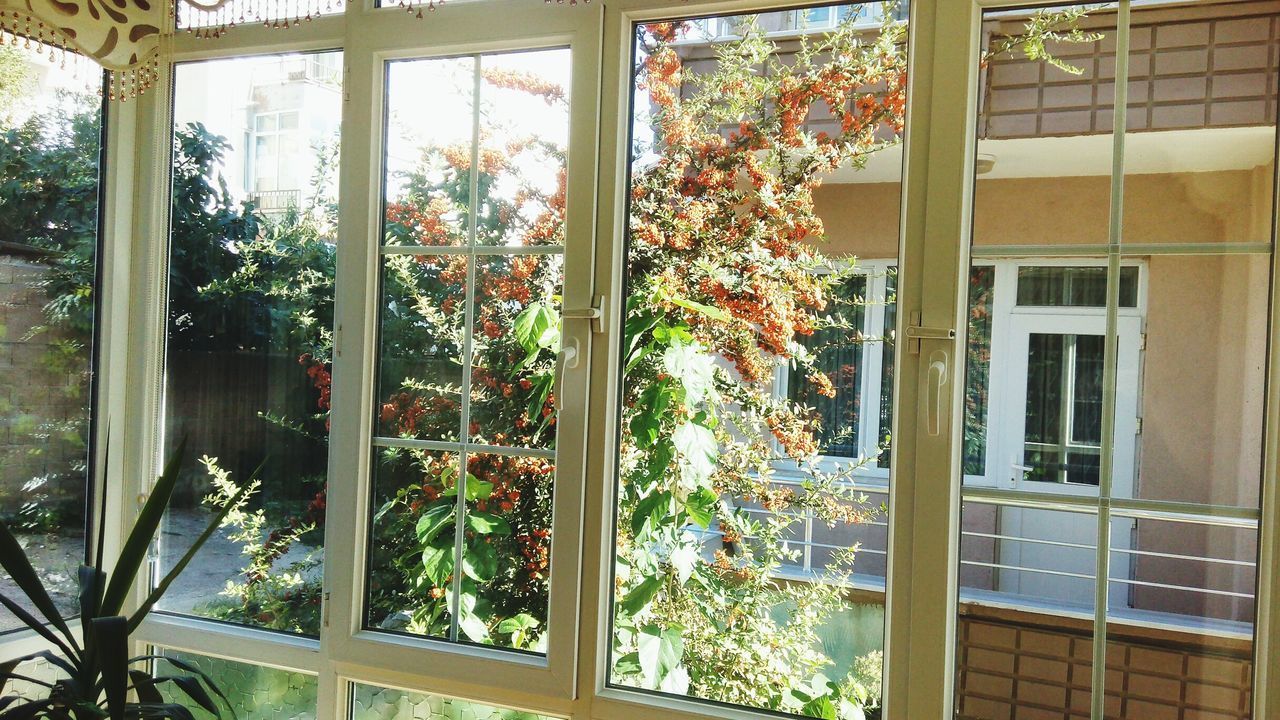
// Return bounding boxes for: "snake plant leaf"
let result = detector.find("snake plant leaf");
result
[128,476,255,634]
[136,654,236,717]
[128,670,165,705]
[128,702,196,720]
[101,438,188,616]
[0,522,77,651]
[0,697,54,720]
[0,594,78,662]
[170,676,222,718]
[0,660,14,697]
[89,616,129,720]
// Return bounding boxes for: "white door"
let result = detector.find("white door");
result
[996,312,1141,609]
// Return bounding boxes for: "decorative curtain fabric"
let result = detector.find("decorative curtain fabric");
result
[0,0,161,70]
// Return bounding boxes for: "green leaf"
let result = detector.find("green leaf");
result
[414,503,456,545]
[90,616,128,720]
[637,625,684,690]
[465,512,511,536]
[612,651,642,677]
[421,544,454,586]
[0,521,78,653]
[496,613,539,634]
[619,575,662,618]
[683,487,719,529]
[672,422,718,490]
[631,490,671,537]
[666,293,730,322]
[103,438,188,616]
[462,540,498,583]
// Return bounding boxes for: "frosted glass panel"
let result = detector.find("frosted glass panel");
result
[350,683,557,720]
[159,650,318,720]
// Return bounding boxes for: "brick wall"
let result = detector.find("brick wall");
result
[0,253,91,518]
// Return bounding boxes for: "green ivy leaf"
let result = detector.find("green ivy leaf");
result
[421,543,454,586]
[637,625,684,690]
[463,539,499,582]
[683,487,719,529]
[415,503,456,545]
[619,575,662,618]
[466,511,511,536]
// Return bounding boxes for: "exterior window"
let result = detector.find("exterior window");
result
[793,265,992,476]
[0,45,103,632]
[787,273,868,459]
[1016,265,1138,308]
[159,51,342,635]
[366,49,570,651]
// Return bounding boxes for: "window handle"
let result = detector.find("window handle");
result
[926,350,948,436]
[1011,462,1033,484]
[554,337,580,412]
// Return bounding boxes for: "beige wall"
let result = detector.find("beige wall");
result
[812,163,1273,621]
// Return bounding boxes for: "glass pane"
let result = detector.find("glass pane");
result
[611,4,908,714]
[375,255,465,442]
[1120,2,1278,251]
[1023,333,1104,486]
[962,2,1275,717]
[960,3,1123,716]
[367,447,456,638]
[1106,518,1256,720]
[1118,242,1269,511]
[0,45,102,633]
[383,57,472,249]
[157,650,318,720]
[957,502,1099,719]
[351,683,558,720]
[470,255,563,449]
[160,52,342,635]
[1015,265,1138,307]
[370,48,570,652]
[365,447,556,649]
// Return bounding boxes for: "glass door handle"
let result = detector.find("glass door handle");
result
[1011,462,1033,484]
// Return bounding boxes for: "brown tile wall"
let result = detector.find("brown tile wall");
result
[956,607,1254,720]
[982,8,1280,139]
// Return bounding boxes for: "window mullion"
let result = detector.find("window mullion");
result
[1089,2,1132,717]
[882,0,982,716]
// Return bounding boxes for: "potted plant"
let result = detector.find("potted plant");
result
[0,440,252,720]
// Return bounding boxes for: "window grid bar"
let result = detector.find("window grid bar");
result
[448,53,485,645]
[971,242,1272,258]
[372,436,557,460]
[380,244,565,256]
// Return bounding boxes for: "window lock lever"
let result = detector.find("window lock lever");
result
[905,310,956,354]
